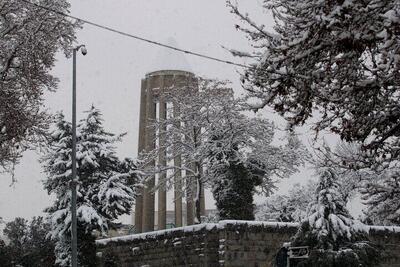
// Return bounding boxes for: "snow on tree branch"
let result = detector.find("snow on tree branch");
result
[0,0,80,172]
[228,0,400,167]
[42,106,139,265]
[139,77,307,221]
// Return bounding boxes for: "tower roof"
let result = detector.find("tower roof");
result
[147,37,192,74]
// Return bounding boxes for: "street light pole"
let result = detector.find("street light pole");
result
[71,45,86,267]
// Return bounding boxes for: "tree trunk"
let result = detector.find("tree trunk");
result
[194,162,202,224]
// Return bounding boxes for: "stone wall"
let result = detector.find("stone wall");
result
[218,222,297,267]
[96,221,400,267]
[369,227,400,267]
[96,224,220,267]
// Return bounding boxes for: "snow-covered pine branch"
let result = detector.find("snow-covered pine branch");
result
[292,168,381,266]
[42,106,139,266]
[311,140,400,226]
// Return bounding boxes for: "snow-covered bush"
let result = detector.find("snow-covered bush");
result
[292,169,381,266]
[201,212,219,223]
[255,181,316,222]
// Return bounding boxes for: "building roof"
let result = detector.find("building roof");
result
[147,37,192,74]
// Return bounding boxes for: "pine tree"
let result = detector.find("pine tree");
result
[292,169,380,267]
[42,106,138,266]
[314,141,400,226]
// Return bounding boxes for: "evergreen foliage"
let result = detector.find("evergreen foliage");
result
[314,141,400,226]
[212,157,261,220]
[42,106,138,266]
[292,169,380,267]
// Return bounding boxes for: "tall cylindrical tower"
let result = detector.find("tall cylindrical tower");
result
[135,69,201,233]
[134,38,207,233]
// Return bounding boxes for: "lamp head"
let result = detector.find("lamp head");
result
[74,45,87,55]
[80,46,87,56]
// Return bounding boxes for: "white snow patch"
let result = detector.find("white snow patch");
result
[218,220,299,228]
[369,225,400,233]
[95,220,297,246]
[173,241,182,246]
[131,246,140,254]
[96,223,218,245]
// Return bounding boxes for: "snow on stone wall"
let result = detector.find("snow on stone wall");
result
[96,220,299,246]
[96,220,400,267]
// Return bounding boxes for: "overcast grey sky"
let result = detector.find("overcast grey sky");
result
[1,0,358,225]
